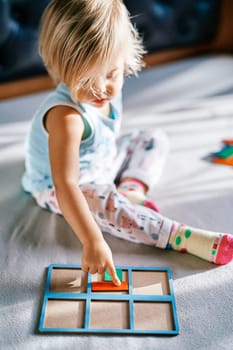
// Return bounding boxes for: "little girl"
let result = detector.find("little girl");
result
[22,0,233,285]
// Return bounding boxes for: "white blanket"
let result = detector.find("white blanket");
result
[1,55,233,350]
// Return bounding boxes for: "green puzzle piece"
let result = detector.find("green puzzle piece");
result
[216,146,233,159]
[104,268,123,282]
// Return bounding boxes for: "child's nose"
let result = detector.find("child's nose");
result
[94,77,107,96]
[95,75,116,98]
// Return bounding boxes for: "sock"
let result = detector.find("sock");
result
[117,178,159,212]
[167,222,233,265]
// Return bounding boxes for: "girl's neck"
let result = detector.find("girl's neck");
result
[98,102,110,118]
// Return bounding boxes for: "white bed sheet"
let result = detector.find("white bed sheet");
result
[1,55,233,350]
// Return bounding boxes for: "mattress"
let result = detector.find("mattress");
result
[1,54,233,350]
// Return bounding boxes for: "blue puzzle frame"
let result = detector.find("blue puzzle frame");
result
[39,264,179,335]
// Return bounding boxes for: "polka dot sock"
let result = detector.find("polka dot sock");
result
[117,178,159,212]
[167,223,233,265]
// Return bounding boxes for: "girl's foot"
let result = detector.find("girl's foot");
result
[167,223,233,265]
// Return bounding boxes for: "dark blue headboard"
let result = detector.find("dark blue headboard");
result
[124,0,221,52]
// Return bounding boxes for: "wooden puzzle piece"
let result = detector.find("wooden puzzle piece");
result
[213,145,233,159]
[212,155,233,166]
[223,139,233,145]
[92,281,128,292]
[39,264,179,335]
[211,140,233,167]
[104,268,123,282]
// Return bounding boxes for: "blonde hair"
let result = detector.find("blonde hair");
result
[39,0,145,91]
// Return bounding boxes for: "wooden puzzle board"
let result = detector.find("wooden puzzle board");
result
[39,264,179,335]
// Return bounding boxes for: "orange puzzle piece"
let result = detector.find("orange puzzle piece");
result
[212,155,233,166]
[223,139,233,146]
[91,281,128,292]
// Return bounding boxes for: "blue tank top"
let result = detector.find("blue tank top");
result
[22,83,122,192]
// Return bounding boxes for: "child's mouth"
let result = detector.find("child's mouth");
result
[92,98,108,105]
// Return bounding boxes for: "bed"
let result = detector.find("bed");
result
[1,54,233,349]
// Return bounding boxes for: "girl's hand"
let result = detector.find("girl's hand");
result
[82,239,121,286]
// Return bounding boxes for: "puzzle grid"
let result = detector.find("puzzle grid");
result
[39,264,179,335]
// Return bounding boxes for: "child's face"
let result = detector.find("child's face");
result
[73,53,125,108]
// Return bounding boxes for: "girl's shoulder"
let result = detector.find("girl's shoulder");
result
[42,83,76,111]
[32,83,82,122]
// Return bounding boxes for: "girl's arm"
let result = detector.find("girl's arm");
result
[45,105,120,285]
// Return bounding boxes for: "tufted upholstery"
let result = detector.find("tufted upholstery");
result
[0,0,221,83]
[124,0,220,52]
[0,0,49,82]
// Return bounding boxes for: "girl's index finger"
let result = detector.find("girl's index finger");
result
[107,264,121,286]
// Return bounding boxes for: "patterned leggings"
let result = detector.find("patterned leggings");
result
[33,129,174,249]
[33,183,174,248]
